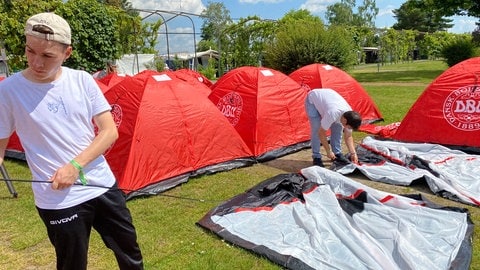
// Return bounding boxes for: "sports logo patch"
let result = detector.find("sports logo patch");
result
[443,85,480,131]
[216,92,243,126]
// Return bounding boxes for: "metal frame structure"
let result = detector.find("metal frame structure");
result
[130,9,200,70]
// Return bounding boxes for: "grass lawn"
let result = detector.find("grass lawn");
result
[1,59,479,269]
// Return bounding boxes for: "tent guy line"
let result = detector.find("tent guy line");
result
[0,178,222,203]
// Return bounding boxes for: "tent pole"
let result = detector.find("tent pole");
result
[1,163,17,198]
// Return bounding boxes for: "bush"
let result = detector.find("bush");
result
[441,37,478,67]
[198,58,217,80]
[263,21,357,74]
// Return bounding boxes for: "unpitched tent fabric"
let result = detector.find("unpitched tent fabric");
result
[336,136,480,206]
[197,166,472,270]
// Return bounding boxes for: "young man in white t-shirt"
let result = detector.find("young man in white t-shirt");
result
[0,13,143,269]
[305,88,362,167]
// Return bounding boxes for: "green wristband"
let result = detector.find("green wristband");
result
[70,159,87,185]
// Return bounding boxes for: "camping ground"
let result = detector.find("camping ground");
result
[1,60,480,269]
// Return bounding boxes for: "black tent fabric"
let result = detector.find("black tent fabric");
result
[197,166,473,270]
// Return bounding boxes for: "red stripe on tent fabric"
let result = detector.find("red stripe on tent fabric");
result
[336,189,364,200]
[303,185,318,195]
[468,197,480,206]
[360,143,406,166]
[379,195,394,203]
[234,198,303,213]
[235,206,274,213]
[434,156,455,164]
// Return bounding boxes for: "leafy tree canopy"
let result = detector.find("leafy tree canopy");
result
[326,0,378,28]
[200,1,232,42]
[425,0,480,18]
[0,0,155,72]
[393,0,453,32]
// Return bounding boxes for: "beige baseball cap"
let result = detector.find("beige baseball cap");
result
[25,12,71,45]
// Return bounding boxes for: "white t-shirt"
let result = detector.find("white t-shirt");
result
[307,88,352,130]
[0,67,115,209]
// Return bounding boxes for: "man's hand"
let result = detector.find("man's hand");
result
[349,152,359,164]
[50,163,79,190]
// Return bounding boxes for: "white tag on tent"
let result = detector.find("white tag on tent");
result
[323,65,333,70]
[153,74,172,81]
[260,69,274,77]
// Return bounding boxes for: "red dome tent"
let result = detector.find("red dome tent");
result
[103,70,254,198]
[289,63,383,123]
[96,73,129,94]
[5,132,24,160]
[173,68,213,90]
[209,66,310,161]
[392,57,480,150]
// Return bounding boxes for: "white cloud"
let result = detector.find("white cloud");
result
[377,5,395,17]
[239,0,284,3]
[449,16,478,34]
[300,0,336,14]
[130,0,206,14]
[157,26,198,54]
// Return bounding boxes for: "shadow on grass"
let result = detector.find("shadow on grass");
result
[262,158,312,173]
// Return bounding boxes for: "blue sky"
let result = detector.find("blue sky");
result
[129,0,478,54]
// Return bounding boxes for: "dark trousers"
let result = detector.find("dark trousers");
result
[37,185,143,270]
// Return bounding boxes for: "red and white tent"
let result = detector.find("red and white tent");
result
[392,57,480,149]
[289,63,383,123]
[209,66,311,161]
[103,70,254,198]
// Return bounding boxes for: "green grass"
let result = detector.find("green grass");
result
[2,59,479,269]
[350,60,448,83]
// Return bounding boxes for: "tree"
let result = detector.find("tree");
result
[393,0,453,32]
[473,26,480,45]
[200,1,232,44]
[197,39,217,52]
[378,29,418,63]
[199,1,233,74]
[220,16,277,70]
[0,0,156,73]
[59,0,122,72]
[98,0,134,11]
[425,0,480,18]
[326,2,354,26]
[326,0,378,27]
[280,8,324,24]
[0,0,64,71]
[357,0,379,28]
